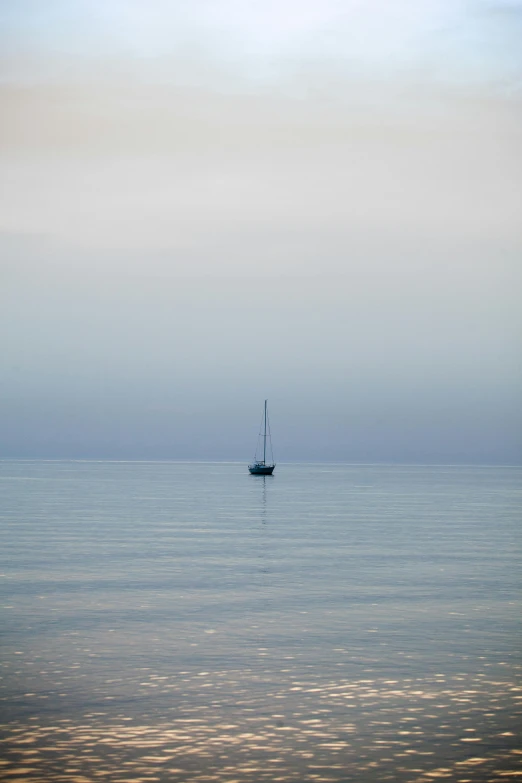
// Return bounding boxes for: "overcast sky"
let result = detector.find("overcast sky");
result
[1,0,521,462]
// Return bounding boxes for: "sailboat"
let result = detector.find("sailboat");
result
[248,400,276,475]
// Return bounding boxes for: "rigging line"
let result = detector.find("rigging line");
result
[257,409,265,437]
[254,408,265,461]
[266,411,274,463]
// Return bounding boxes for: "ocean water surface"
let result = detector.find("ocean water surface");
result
[0,461,520,782]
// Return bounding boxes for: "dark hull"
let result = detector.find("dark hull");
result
[248,465,275,475]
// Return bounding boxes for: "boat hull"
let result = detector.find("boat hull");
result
[248,465,275,475]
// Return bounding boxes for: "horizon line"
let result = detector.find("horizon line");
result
[0,459,521,468]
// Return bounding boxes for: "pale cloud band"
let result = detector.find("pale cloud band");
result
[1,0,522,88]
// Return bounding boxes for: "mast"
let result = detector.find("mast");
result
[263,399,267,464]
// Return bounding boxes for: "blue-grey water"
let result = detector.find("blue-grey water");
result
[0,461,520,782]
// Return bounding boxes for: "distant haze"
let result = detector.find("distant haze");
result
[1,1,521,463]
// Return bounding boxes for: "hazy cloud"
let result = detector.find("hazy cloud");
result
[1,1,520,461]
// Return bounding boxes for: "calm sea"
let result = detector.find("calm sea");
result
[0,461,520,782]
